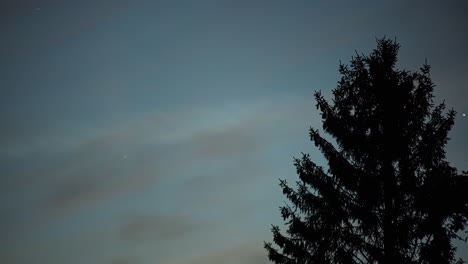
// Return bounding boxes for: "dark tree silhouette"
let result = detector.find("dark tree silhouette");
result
[264,38,467,264]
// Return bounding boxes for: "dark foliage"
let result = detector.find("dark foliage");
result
[265,38,468,264]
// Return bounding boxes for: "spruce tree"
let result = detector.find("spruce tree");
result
[264,38,467,264]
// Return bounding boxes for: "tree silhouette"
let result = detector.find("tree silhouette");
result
[264,38,467,264]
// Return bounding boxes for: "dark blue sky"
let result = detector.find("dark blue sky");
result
[0,1,467,263]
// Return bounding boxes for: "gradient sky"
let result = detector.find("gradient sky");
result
[0,1,467,263]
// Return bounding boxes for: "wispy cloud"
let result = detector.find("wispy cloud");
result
[119,213,203,242]
[159,241,268,264]
[19,95,313,215]
[104,256,139,264]
[0,95,317,264]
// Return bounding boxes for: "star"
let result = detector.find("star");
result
[463,113,466,117]
[123,155,127,160]
[35,8,41,11]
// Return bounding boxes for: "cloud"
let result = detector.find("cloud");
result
[1,94,317,247]
[187,122,260,160]
[119,213,203,242]
[40,95,314,211]
[43,163,156,217]
[35,134,167,219]
[159,242,269,264]
[37,110,254,217]
[104,256,139,264]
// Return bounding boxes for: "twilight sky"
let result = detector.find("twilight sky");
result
[0,0,467,263]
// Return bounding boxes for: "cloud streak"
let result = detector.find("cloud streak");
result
[1,95,315,240]
[119,213,203,242]
[159,242,269,264]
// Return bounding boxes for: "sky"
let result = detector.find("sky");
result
[0,0,467,263]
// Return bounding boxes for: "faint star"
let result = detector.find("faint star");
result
[123,155,127,160]
[35,8,41,11]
